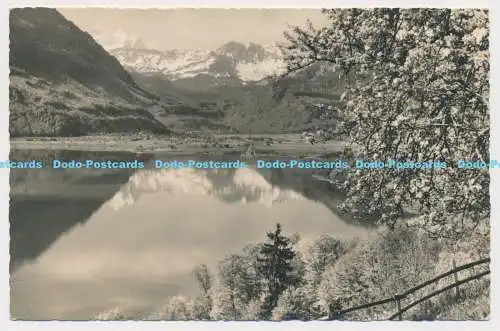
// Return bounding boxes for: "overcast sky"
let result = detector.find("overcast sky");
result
[58,8,329,50]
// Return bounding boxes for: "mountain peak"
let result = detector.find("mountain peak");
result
[109,41,286,87]
[215,41,267,63]
[124,37,147,49]
[88,28,149,51]
[216,41,247,52]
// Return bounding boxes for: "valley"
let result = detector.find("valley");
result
[9,8,346,140]
[109,42,345,135]
[10,133,346,156]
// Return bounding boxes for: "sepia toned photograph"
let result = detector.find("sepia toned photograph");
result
[8,7,490,321]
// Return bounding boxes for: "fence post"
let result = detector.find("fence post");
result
[328,301,342,320]
[452,259,460,298]
[393,295,402,321]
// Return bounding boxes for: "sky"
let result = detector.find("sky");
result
[58,8,329,50]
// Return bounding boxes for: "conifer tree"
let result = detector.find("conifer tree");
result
[257,223,299,319]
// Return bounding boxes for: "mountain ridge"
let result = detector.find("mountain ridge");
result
[9,8,171,137]
[47,24,344,135]
[109,41,286,90]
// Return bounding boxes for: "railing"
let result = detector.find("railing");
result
[327,257,490,321]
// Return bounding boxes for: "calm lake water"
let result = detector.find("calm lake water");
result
[9,149,372,320]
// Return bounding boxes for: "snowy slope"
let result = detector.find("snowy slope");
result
[110,48,215,78]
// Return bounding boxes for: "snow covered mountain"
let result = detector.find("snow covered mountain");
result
[109,167,305,211]
[90,29,149,51]
[108,41,286,87]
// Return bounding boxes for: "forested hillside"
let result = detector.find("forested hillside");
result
[9,8,170,137]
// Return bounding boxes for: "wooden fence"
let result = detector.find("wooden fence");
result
[327,257,490,321]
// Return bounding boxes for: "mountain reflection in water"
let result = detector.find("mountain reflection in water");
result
[9,150,372,320]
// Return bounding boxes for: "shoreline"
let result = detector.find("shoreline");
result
[9,135,346,156]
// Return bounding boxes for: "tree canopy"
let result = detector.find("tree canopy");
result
[282,9,489,236]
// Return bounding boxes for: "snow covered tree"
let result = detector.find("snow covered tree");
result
[193,264,212,296]
[283,9,489,237]
[317,226,443,320]
[94,307,129,321]
[191,294,212,320]
[153,295,194,320]
[257,223,300,318]
[209,280,242,320]
[191,264,212,320]
[272,286,321,321]
[302,235,349,287]
[210,246,264,320]
[318,241,381,320]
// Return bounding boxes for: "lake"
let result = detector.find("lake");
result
[9,149,372,320]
